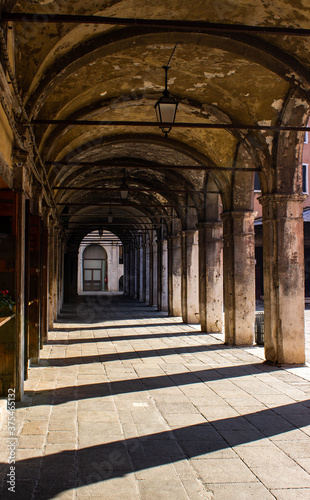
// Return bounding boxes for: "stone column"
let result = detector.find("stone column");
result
[57,237,64,316]
[181,230,199,324]
[221,211,256,345]
[160,238,168,311]
[260,194,305,365]
[152,239,158,307]
[197,222,223,332]
[123,245,129,295]
[141,241,147,302]
[138,238,145,302]
[53,227,59,322]
[41,210,49,344]
[109,242,119,292]
[134,241,140,299]
[48,219,56,331]
[15,190,26,400]
[129,244,135,298]
[168,234,182,317]
[168,236,173,315]
[157,238,162,309]
[146,240,152,305]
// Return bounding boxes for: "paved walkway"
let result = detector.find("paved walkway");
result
[0,295,310,499]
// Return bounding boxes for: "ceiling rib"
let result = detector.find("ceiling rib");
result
[57,203,192,208]
[32,119,310,132]
[61,214,178,218]
[3,13,310,37]
[66,222,166,226]
[47,162,257,172]
[53,187,205,194]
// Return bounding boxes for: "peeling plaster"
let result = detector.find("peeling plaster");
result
[204,72,226,79]
[271,99,284,111]
[265,136,273,154]
[203,70,235,79]
[140,81,161,90]
[146,45,176,50]
[258,120,272,126]
[295,98,308,109]
[194,83,207,88]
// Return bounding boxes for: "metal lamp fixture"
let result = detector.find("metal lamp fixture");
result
[98,225,103,237]
[120,169,129,200]
[155,64,178,138]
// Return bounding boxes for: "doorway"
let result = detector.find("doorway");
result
[83,244,107,291]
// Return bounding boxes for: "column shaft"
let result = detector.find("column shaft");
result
[221,211,256,345]
[152,241,158,307]
[134,244,140,299]
[161,239,168,311]
[261,195,305,364]
[197,222,223,332]
[181,230,199,324]
[15,192,26,400]
[48,221,55,331]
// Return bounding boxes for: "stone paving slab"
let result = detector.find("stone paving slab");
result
[0,295,309,499]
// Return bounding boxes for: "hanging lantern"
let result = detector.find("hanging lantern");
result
[155,65,178,138]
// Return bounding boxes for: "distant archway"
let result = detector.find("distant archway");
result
[82,244,107,291]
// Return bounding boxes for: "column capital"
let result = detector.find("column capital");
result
[221,211,256,236]
[197,222,223,244]
[259,193,305,220]
[259,193,306,206]
[181,229,198,246]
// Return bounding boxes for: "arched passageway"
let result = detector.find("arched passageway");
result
[1,5,310,497]
[0,0,308,400]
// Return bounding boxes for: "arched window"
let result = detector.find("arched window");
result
[83,245,107,291]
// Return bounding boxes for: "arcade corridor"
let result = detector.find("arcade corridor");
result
[0,295,310,499]
[1,1,310,497]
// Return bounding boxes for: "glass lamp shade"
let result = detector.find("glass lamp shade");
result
[120,184,129,200]
[107,213,113,223]
[155,92,178,136]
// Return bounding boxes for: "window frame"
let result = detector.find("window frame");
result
[303,163,308,194]
[254,172,261,193]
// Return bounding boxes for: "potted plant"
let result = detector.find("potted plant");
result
[0,290,15,316]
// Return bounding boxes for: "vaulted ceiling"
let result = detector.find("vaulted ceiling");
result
[1,0,310,244]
